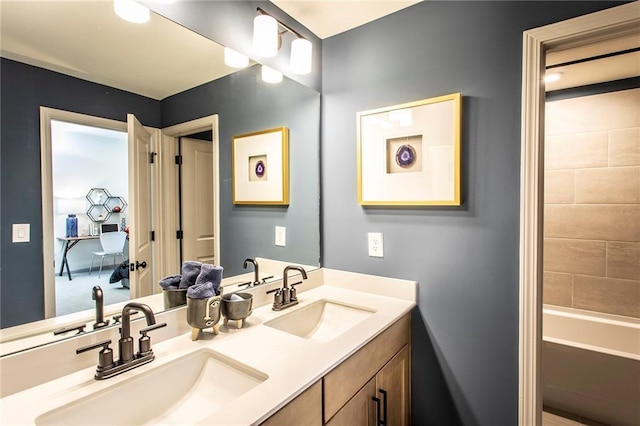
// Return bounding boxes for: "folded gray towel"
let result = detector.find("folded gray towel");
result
[159,274,181,290]
[187,281,217,299]
[179,261,202,289]
[195,264,224,296]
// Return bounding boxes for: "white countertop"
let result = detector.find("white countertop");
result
[0,268,416,425]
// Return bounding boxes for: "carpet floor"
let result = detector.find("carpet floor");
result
[55,270,130,316]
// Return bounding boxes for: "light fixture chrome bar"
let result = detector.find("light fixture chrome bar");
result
[256,7,305,39]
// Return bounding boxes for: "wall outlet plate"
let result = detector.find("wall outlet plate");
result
[368,232,383,257]
[275,226,286,247]
[12,223,30,243]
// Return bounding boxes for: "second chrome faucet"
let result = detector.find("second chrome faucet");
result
[267,265,308,311]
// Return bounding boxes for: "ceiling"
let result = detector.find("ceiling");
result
[0,0,233,100]
[0,0,417,100]
[271,0,421,39]
[1,1,637,99]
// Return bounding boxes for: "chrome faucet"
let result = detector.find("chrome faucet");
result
[119,302,157,363]
[92,286,109,330]
[76,302,166,380]
[268,265,307,311]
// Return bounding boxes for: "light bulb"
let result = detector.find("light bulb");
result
[290,38,312,75]
[544,72,562,83]
[262,65,283,84]
[253,15,279,57]
[224,48,249,68]
[113,0,149,24]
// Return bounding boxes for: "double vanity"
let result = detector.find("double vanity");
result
[0,266,416,425]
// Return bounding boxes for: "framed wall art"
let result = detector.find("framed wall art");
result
[232,127,289,205]
[357,93,461,206]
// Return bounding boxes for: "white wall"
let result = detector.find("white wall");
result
[52,120,128,272]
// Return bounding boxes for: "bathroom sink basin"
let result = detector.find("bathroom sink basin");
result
[265,299,375,343]
[35,349,267,425]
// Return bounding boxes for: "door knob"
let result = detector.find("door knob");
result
[131,261,147,271]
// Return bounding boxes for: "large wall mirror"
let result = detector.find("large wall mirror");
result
[0,1,320,353]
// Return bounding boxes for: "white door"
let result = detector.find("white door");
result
[127,114,153,298]
[182,137,216,263]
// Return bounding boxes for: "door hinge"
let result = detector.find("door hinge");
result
[151,230,155,241]
[175,155,183,165]
[176,230,183,240]
[149,152,157,163]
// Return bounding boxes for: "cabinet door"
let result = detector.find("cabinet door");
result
[375,345,410,426]
[324,314,410,420]
[261,380,323,426]
[326,378,376,426]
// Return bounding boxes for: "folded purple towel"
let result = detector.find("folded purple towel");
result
[179,261,202,289]
[159,274,181,290]
[195,264,224,296]
[187,281,217,299]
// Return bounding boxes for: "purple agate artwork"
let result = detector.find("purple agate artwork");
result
[255,160,266,178]
[395,144,416,168]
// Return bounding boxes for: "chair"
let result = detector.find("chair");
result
[89,231,126,278]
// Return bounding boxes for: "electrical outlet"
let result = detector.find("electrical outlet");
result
[368,232,383,257]
[275,226,286,247]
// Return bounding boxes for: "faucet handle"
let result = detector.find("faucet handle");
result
[138,323,167,355]
[140,322,167,334]
[76,339,115,370]
[112,310,138,324]
[289,281,303,302]
[266,287,284,308]
[53,322,86,336]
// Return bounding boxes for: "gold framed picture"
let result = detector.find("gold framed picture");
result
[232,127,289,205]
[357,93,461,206]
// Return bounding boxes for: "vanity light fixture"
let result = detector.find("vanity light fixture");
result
[253,14,279,57]
[224,47,249,69]
[253,8,313,76]
[290,38,312,75]
[261,65,283,84]
[114,0,150,24]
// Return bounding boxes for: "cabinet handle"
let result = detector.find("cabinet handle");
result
[372,396,381,426]
[379,388,388,425]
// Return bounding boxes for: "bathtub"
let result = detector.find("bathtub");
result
[543,305,640,426]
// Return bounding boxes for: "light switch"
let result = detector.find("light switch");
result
[12,224,30,243]
[275,226,286,247]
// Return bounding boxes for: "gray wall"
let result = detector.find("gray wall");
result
[162,65,321,276]
[320,2,625,425]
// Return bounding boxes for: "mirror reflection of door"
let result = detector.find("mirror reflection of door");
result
[127,114,154,299]
[50,118,130,316]
[180,136,215,264]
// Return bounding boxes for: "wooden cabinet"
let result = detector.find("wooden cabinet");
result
[326,346,410,426]
[375,345,410,425]
[326,378,376,425]
[324,313,411,425]
[260,380,323,426]
[261,313,411,426]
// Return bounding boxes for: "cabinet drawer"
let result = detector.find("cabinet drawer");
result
[323,313,410,421]
[261,380,323,426]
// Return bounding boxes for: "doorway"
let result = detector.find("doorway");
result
[50,119,130,316]
[518,4,640,425]
[156,115,220,279]
[41,107,131,318]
